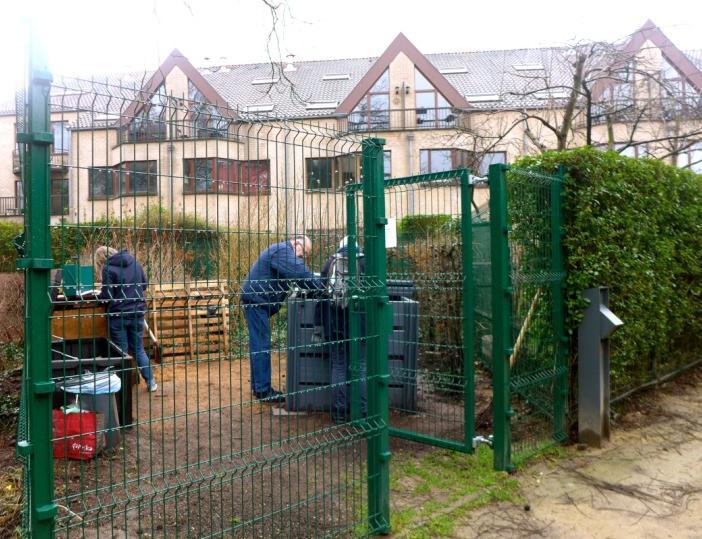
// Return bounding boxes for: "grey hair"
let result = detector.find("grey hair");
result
[291,236,312,249]
[94,246,117,276]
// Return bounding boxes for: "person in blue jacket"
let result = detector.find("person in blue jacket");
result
[241,236,323,402]
[96,246,157,392]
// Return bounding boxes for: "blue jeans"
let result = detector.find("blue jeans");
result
[108,314,154,386]
[243,304,275,395]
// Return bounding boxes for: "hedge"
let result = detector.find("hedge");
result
[513,147,702,395]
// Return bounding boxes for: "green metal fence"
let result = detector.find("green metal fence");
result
[16,44,399,537]
[489,163,567,471]
[15,39,572,538]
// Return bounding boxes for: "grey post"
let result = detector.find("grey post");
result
[578,287,623,447]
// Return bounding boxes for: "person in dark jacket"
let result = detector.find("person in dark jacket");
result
[241,237,323,402]
[315,236,367,423]
[96,246,157,392]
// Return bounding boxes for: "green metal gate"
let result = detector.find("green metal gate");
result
[346,156,479,454]
[489,163,567,472]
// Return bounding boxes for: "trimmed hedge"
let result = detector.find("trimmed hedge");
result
[514,147,702,394]
[0,222,22,272]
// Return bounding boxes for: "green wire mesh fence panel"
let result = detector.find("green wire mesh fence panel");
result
[372,169,481,453]
[489,164,567,471]
[20,61,397,537]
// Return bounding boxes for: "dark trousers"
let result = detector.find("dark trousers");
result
[323,305,367,421]
[108,314,153,386]
[243,304,275,395]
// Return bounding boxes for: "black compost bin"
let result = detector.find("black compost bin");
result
[51,338,134,427]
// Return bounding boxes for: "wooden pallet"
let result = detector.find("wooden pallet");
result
[148,281,229,363]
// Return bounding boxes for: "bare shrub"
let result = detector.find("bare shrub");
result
[0,273,24,344]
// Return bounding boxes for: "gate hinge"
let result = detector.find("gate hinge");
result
[32,70,53,84]
[33,381,55,395]
[16,258,54,270]
[376,217,388,226]
[35,503,58,521]
[379,451,392,462]
[16,132,54,145]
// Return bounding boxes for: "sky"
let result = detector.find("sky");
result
[1,0,701,101]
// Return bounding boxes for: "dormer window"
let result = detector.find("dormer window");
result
[123,84,169,142]
[188,81,229,138]
[349,69,390,131]
[415,68,455,128]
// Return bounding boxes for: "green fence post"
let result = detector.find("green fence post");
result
[346,189,361,421]
[362,138,391,534]
[489,163,514,472]
[551,165,567,442]
[16,30,57,537]
[460,171,475,452]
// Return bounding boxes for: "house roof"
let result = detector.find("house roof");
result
[336,33,470,113]
[119,49,235,125]
[624,19,702,92]
[4,21,698,123]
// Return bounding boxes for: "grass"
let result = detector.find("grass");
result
[388,445,521,538]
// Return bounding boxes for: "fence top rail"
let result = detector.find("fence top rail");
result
[346,168,471,193]
[506,166,565,184]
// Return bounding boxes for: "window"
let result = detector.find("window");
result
[123,84,169,142]
[478,151,507,177]
[677,142,702,173]
[14,180,23,212]
[90,167,117,199]
[384,150,392,179]
[415,68,455,128]
[50,177,69,215]
[188,81,228,138]
[120,161,158,195]
[419,149,472,174]
[306,154,361,190]
[89,160,158,199]
[51,122,70,153]
[184,158,270,194]
[349,70,390,131]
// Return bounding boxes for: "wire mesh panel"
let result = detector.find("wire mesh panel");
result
[17,63,397,537]
[489,164,566,471]
[363,170,480,453]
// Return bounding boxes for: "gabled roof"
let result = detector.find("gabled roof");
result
[335,33,470,114]
[625,20,702,91]
[120,49,235,125]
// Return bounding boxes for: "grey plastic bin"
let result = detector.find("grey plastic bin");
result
[286,291,418,412]
[78,392,122,450]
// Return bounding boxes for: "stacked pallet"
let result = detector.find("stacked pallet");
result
[148,281,229,363]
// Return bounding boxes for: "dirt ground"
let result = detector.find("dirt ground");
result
[454,368,702,538]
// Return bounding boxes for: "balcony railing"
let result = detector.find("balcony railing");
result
[12,149,69,174]
[341,107,469,133]
[0,195,67,217]
[580,96,702,127]
[0,197,22,217]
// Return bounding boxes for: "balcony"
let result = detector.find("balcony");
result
[341,107,469,133]
[12,149,69,175]
[0,197,22,217]
[0,196,68,217]
[581,96,702,128]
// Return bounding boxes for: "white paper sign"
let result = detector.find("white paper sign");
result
[385,217,397,248]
